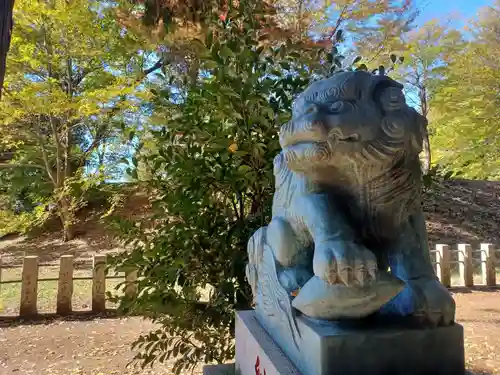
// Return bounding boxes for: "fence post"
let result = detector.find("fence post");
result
[92,254,106,313]
[20,256,39,317]
[480,243,496,287]
[458,244,474,287]
[125,269,138,299]
[57,255,74,315]
[435,244,451,287]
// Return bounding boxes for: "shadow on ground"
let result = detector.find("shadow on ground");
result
[450,287,500,294]
[0,215,120,268]
[425,179,500,248]
[0,309,120,328]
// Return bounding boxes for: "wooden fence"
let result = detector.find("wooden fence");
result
[0,254,137,318]
[0,243,498,318]
[430,243,498,288]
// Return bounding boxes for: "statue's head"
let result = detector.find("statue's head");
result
[279,71,427,175]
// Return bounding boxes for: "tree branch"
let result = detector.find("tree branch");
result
[328,5,349,41]
[0,163,45,169]
[48,114,63,186]
[77,107,120,168]
[35,117,56,185]
[142,58,164,77]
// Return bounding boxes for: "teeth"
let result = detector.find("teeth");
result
[328,129,343,139]
[327,136,338,151]
[346,134,359,141]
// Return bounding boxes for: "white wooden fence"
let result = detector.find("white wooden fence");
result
[0,243,498,318]
[0,255,137,317]
[430,243,498,288]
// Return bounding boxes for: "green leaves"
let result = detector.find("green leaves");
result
[219,45,235,60]
[0,0,146,240]
[396,12,500,179]
[109,2,313,372]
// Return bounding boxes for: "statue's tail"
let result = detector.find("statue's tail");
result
[246,227,267,304]
[246,225,301,349]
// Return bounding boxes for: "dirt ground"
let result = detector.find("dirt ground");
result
[0,180,499,374]
[454,290,500,374]
[0,289,498,375]
[0,314,203,375]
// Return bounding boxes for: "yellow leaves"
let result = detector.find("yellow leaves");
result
[228,143,238,153]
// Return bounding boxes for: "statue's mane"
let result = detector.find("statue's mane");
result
[284,72,425,171]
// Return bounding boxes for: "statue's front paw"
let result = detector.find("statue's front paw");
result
[313,241,378,286]
[410,278,456,327]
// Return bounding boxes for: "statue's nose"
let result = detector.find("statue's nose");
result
[279,111,329,148]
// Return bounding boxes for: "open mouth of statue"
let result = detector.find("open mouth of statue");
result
[329,133,361,145]
[327,128,361,144]
[338,134,360,142]
[324,133,362,153]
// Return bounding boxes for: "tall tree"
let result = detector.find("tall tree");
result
[0,0,15,99]
[115,0,419,84]
[429,1,500,179]
[0,0,153,240]
[393,20,462,173]
[290,0,418,57]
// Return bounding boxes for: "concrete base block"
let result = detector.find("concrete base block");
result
[236,309,465,375]
[203,363,235,375]
[236,309,300,375]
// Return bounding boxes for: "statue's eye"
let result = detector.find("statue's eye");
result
[304,104,318,115]
[329,101,345,113]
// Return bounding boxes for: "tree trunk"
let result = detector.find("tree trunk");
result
[0,0,15,99]
[58,197,75,242]
[419,86,431,175]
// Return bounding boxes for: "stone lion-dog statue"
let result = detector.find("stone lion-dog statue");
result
[246,71,455,330]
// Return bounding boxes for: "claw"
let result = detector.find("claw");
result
[354,257,367,286]
[338,267,351,285]
[407,279,456,327]
[313,242,379,286]
[326,265,338,285]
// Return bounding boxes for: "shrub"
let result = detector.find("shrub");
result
[108,2,315,372]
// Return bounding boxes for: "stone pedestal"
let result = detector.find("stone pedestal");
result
[235,309,465,375]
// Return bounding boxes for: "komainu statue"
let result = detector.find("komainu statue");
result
[246,71,455,339]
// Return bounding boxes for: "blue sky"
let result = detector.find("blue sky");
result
[417,0,494,25]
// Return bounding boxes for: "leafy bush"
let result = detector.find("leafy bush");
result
[0,206,49,237]
[107,2,317,372]
[108,2,409,371]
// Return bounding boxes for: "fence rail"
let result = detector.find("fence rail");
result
[0,254,137,317]
[430,243,498,288]
[0,243,498,318]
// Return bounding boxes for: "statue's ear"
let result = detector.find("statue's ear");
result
[370,76,404,111]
